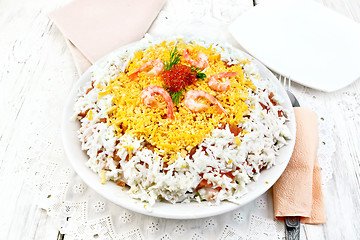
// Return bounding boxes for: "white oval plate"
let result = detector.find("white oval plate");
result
[62,40,296,219]
[229,0,360,92]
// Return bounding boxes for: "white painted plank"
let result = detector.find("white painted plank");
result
[1,0,360,239]
[0,0,75,239]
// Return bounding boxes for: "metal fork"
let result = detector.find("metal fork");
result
[278,75,301,240]
[57,232,65,240]
[279,75,300,108]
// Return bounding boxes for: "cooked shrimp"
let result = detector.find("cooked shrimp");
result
[141,85,175,119]
[183,49,209,69]
[129,59,164,80]
[184,89,228,115]
[208,72,238,92]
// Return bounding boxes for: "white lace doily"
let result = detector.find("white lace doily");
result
[25,81,335,239]
[26,0,336,239]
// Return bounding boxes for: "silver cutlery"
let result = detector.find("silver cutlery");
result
[279,75,301,240]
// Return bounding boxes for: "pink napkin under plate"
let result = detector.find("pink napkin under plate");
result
[49,0,166,74]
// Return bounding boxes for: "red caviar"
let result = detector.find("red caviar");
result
[162,64,197,92]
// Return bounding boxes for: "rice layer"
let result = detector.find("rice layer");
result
[74,36,291,205]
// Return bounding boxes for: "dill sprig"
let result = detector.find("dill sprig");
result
[191,66,207,80]
[171,87,187,106]
[162,46,207,105]
[164,45,181,71]
[163,85,187,106]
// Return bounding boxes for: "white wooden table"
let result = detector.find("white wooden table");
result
[1,0,359,239]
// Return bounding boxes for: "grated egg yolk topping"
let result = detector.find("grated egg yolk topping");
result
[100,40,255,163]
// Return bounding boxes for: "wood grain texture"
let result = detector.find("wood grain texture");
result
[294,1,360,239]
[1,0,360,239]
[0,0,75,239]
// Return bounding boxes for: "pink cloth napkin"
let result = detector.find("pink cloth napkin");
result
[49,0,166,74]
[273,108,326,224]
